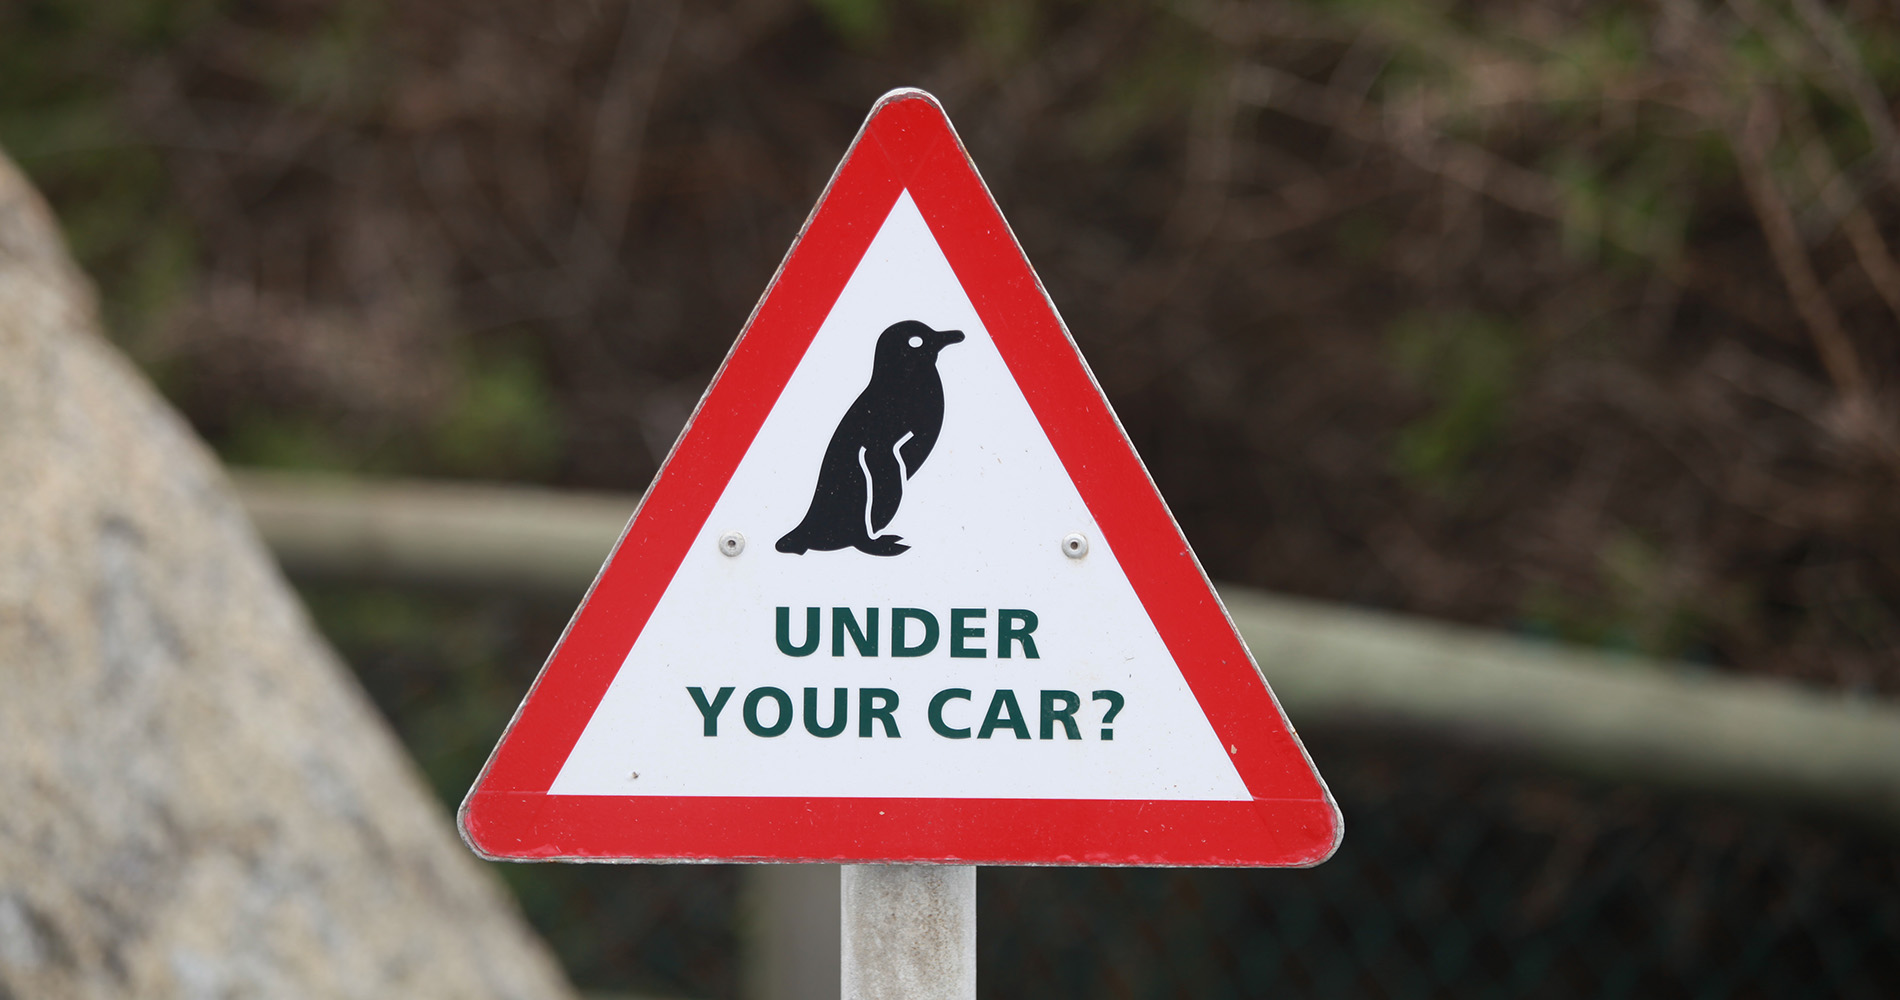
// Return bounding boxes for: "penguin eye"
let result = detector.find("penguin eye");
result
[907,335,924,348]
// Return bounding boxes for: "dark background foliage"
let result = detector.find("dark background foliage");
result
[8,0,1898,689]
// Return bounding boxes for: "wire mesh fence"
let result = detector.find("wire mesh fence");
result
[979,728,1900,999]
[314,585,1900,999]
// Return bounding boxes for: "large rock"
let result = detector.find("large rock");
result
[0,153,576,998]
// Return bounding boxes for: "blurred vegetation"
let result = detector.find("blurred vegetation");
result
[1386,310,1522,493]
[4,0,1898,685]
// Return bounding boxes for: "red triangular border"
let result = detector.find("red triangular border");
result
[459,90,1341,867]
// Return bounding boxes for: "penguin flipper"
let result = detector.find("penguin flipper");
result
[861,444,906,533]
[856,535,909,557]
[898,425,940,477]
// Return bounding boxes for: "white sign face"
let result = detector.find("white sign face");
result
[464,90,1338,867]
[548,192,1249,802]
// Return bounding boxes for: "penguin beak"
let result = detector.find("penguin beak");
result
[937,329,966,346]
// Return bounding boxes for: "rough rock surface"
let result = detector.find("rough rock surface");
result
[0,152,576,998]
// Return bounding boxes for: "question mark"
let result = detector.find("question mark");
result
[1091,690,1124,741]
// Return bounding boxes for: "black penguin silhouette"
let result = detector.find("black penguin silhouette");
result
[776,320,965,556]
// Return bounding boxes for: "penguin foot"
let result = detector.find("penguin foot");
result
[774,532,809,554]
[855,534,910,557]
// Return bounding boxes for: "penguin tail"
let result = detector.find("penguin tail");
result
[775,530,810,554]
[855,534,909,557]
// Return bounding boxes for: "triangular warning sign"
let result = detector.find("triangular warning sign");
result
[460,90,1340,867]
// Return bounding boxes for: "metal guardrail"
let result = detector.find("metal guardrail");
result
[231,468,1900,833]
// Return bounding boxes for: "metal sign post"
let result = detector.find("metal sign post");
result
[842,865,975,1000]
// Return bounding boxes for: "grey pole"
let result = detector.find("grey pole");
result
[841,864,976,1000]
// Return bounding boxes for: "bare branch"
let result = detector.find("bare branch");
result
[1787,0,1900,188]
[1729,93,1869,402]
[1790,110,1900,329]
[582,0,681,252]
[1231,63,1568,224]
